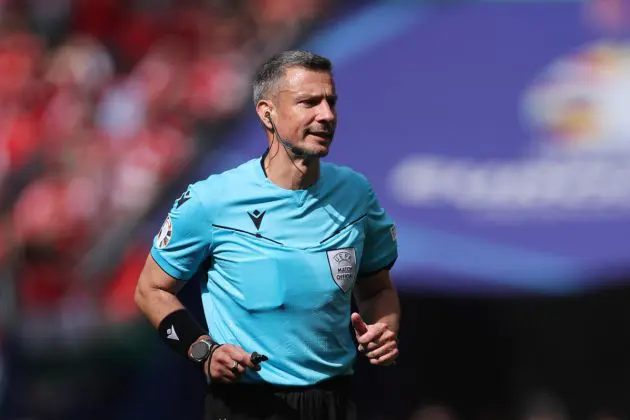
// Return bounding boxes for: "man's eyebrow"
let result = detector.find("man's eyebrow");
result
[294,93,317,100]
[294,93,338,101]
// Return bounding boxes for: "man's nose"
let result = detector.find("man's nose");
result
[316,101,335,123]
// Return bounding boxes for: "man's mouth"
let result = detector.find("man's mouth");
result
[307,130,333,140]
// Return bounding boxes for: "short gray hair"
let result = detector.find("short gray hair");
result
[253,50,332,105]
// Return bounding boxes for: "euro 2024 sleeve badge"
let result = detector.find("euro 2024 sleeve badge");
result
[156,215,172,249]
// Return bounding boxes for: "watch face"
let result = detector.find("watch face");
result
[190,341,211,361]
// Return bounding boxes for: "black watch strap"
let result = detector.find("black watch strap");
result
[208,342,223,362]
[205,343,224,376]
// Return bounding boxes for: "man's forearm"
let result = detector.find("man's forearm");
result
[135,285,211,356]
[135,285,186,329]
[356,286,400,335]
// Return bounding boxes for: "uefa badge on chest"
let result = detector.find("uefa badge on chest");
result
[156,216,173,249]
[326,248,357,293]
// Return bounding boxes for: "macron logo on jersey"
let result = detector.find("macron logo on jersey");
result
[175,189,191,209]
[248,209,266,230]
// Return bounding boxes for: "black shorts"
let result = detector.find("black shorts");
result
[204,375,356,420]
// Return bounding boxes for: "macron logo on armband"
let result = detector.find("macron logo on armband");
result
[166,325,179,341]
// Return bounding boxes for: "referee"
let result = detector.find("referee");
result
[135,50,401,420]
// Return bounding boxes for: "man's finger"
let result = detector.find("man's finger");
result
[366,341,397,359]
[377,348,399,364]
[361,334,396,352]
[210,364,238,383]
[369,348,399,366]
[229,360,246,375]
[380,329,396,343]
[351,312,368,336]
[213,349,232,367]
[227,347,258,370]
[358,340,385,353]
[356,324,387,345]
[213,351,246,377]
[216,366,238,383]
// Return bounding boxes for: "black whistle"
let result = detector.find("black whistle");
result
[250,352,269,365]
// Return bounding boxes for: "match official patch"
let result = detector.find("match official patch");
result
[390,225,397,241]
[156,216,172,249]
[326,248,357,293]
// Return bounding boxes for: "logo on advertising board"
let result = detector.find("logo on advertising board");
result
[523,41,630,156]
[389,40,630,222]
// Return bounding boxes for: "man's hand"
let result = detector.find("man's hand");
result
[351,312,398,366]
[204,344,261,383]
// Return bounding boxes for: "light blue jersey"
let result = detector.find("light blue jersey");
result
[151,152,398,386]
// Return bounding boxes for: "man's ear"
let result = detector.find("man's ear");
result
[256,101,273,130]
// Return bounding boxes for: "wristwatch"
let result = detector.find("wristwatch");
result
[189,338,218,363]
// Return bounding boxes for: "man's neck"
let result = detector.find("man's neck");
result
[263,144,320,190]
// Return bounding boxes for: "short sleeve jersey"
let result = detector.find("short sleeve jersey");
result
[151,153,398,386]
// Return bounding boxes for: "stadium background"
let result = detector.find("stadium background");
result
[2,0,630,419]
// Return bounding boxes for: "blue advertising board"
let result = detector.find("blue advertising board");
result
[203,0,630,295]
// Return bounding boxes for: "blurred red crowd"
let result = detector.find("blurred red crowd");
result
[0,0,327,317]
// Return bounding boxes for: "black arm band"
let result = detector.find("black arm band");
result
[158,309,208,359]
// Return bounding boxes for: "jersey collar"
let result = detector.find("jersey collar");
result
[257,148,323,194]
[260,148,270,178]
